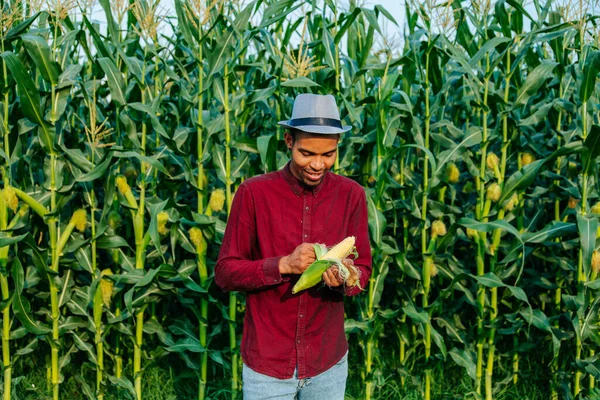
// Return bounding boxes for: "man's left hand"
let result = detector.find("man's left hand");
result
[322,258,354,288]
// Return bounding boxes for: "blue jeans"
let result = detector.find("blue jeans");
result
[242,351,348,400]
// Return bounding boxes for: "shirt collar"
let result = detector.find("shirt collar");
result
[282,162,328,197]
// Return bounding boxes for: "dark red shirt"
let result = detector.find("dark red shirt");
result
[215,163,372,379]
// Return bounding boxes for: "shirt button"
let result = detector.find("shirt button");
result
[304,234,308,238]
[297,339,300,344]
[299,314,304,318]
[305,206,309,211]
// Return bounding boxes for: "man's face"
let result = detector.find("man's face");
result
[285,131,339,187]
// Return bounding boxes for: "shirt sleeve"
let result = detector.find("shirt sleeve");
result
[214,184,288,292]
[340,186,372,297]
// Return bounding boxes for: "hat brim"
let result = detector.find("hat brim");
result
[277,121,352,134]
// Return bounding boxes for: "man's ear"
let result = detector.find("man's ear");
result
[284,131,293,150]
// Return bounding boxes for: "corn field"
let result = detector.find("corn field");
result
[0,0,600,398]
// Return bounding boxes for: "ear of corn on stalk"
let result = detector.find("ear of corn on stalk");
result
[292,236,358,294]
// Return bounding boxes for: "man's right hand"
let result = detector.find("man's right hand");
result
[279,243,316,275]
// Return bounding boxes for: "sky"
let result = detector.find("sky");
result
[88,0,406,41]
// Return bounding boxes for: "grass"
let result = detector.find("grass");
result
[2,348,554,399]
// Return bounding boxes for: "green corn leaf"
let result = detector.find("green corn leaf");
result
[1,51,55,153]
[0,233,26,247]
[72,332,98,365]
[519,308,561,359]
[98,57,126,106]
[367,194,386,246]
[434,128,482,177]
[106,376,136,397]
[371,257,389,309]
[471,273,506,288]
[514,61,558,106]
[77,376,95,400]
[174,0,196,49]
[334,8,361,44]
[497,159,545,204]
[114,151,170,176]
[12,257,51,335]
[360,8,381,34]
[144,319,175,346]
[344,318,370,333]
[98,0,119,42]
[582,124,600,175]
[458,218,522,240]
[577,214,598,279]
[280,77,320,87]
[321,27,336,70]
[59,316,87,335]
[449,348,477,381]
[81,15,111,59]
[402,304,429,324]
[257,134,277,173]
[259,0,301,28]
[165,338,204,353]
[74,152,114,182]
[147,199,169,258]
[212,143,226,184]
[522,221,577,243]
[4,13,39,43]
[580,51,600,103]
[430,325,447,359]
[132,285,164,307]
[14,338,38,356]
[21,35,60,85]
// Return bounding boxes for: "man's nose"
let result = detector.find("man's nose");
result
[310,157,324,170]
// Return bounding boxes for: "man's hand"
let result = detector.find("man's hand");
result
[323,258,357,288]
[279,243,316,275]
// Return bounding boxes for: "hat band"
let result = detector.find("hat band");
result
[286,117,342,129]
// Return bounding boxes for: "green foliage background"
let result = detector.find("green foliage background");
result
[0,0,600,399]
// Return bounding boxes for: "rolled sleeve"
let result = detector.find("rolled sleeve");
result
[262,256,286,285]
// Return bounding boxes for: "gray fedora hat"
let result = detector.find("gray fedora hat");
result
[277,94,352,135]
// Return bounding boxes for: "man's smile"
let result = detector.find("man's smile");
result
[304,170,324,182]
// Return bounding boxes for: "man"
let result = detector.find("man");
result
[215,93,371,399]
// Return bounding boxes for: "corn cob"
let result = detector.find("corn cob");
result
[292,236,356,294]
[321,236,356,260]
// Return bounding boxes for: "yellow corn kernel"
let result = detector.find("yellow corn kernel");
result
[189,227,207,255]
[100,269,114,308]
[593,251,600,275]
[322,236,356,260]
[466,228,478,240]
[504,193,519,212]
[3,186,18,213]
[157,211,169,235]
[487,183,501,202]
[116,176,138,208]
[521,152,535,166]
[71,209,87,232]
[486,153,499,171]
[446,163,460,183]
[189,227,202,247]
[209,189,226,213]
[431,221,447,239]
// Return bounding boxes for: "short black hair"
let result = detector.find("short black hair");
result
[286,128,340,143]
